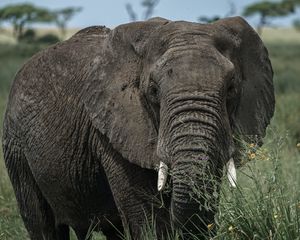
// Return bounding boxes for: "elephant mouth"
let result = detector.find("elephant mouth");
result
[156,151,237,232]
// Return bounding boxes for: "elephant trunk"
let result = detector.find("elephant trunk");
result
[159,92,228,231]
[171,156,218,231]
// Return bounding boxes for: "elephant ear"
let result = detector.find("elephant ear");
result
[83,20,169,169]
[214,17,275,146]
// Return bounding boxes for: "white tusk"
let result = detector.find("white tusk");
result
[226,158,237,188]
[157,161,168,191]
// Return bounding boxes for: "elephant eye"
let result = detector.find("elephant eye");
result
[227,84,235,99]
[145,77,160,131]
[226,79,238,118]
[149,85,159,99]
[148,80,160,104]
[227,78,236,100]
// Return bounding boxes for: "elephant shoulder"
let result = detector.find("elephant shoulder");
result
[39,25,111,71]
[10,26,111,99]
[6,25,112,127]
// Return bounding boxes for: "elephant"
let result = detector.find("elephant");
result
[2,16,274,240]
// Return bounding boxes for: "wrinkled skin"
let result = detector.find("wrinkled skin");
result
[2,17,274,240]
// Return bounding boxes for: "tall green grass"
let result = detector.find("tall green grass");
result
[213,41,300,239]
[0,33,299,239]
[215,134,300,239]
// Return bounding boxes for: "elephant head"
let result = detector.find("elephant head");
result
[83,17,274,232]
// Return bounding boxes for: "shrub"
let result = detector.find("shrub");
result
[36,33,60,44]
[19,28,36,43]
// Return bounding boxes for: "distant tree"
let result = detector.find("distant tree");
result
[293,0,300,31]
[294,18,300,30]
[198,0,236,24]
[125,3,137,21]
[243,1,294,35]
[141,0,159,20]
[54,7,82,39]
[0,3,54,40]
[198,16,220,23]
[225,0,237,17]
[126,0,160,21]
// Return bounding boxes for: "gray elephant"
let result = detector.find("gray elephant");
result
[2,16,274,240]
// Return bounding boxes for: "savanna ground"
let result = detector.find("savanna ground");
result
[0,27,299,239]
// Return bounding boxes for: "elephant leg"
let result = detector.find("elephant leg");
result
[101,151,169,240]
[56,224,70,240]
[106,235,123,240]
[102,223,124,240]
[73,228,89,240]
[104,232,123,240]
[3,144,63,240]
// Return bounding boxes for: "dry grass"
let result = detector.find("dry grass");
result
[0,27,80,43]
[261,27,300,43]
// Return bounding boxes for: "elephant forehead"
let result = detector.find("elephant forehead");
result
[153,46,233,79]
[145,26,232,72]
[160,66,226,91]
[158,21,214,39]
[147,22,215,51]
[155,50,234,92]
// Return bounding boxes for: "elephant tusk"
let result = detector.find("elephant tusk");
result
[157,161,168,191]
[226,158,237,188]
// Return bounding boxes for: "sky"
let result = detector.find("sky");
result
[0,0,298,28]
